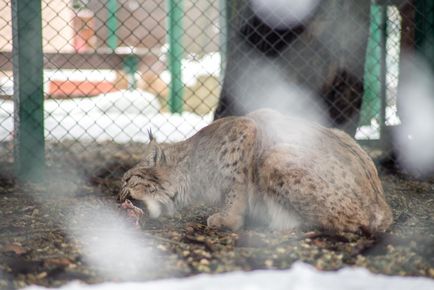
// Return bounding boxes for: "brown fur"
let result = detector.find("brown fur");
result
[119,109,392,234]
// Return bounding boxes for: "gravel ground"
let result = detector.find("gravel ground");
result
[0,141,433,289]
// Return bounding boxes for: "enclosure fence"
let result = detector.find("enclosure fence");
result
[0,0,433,180]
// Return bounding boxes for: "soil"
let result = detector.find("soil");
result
[0,141,433,289]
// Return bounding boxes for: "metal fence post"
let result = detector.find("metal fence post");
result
[361,4,383,127]
[123,54,139,90]
[12,0,45,181]
[219,0,228,79]
[107,0,118,50]
[167,0,184,113]
[379,5,388,148]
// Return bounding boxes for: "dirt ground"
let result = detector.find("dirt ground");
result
[0,141,433,289]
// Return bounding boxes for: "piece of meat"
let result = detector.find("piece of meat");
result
[121,199,144,228]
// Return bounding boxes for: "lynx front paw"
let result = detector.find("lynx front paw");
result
[207,213,243,231]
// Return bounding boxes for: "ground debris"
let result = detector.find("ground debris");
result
[0,148,433,288]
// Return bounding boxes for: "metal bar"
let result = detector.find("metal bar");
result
[107,0,118,50]
[379,6,388,149]
[123,54,139,90]
[361,4,383,126]
[219,0,228,79]
[12,0,45,181]
[167,0,184,113]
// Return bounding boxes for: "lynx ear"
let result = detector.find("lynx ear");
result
[144,138,166,167]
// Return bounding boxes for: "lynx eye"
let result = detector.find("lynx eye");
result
[147,187,157,194]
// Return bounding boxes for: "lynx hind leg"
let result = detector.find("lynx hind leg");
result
[258,146,370,233]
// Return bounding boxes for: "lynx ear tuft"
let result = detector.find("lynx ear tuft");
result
[144,137,166,167]
[147,129,154,142]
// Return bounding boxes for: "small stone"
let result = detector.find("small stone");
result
[17,281,26,288]
[276,247,286,254]
[3,243,27,255]
[21,206,36,212]
[36,272,47,279]
[196,235,206,242]
[182,250,190,257]
[265,259,273,268]
[31,209,40,217]
[44,258,73,267]
[199,258,209,265]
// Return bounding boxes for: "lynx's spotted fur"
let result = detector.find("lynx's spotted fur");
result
[119,109,392,234]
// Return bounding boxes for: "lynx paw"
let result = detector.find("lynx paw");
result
[207,213,243,231]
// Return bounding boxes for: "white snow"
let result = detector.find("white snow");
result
[0,77,13,96]
[160,52,221,87]
[43,90,160,117]
[0,87,396,143]
[0,90,212,143]
[23,262,434,290]
[44,69,117,83]
[355,106,401,140]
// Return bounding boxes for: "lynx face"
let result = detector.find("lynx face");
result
[118,136,177,218]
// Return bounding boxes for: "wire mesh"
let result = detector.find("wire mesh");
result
[0,0,433,179]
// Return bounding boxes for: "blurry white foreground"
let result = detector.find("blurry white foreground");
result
[66,205,158,281]
[24,262,434,290]
[251,0,320,28]
[394,54,434,175]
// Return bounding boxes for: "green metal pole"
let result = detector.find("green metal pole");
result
[361,4,383,127]
[12,0,45,181]
[167,0,184,113]
[107,0,118,50]
[123,54,139,90]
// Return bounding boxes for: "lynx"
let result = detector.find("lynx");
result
[119,109,392,234]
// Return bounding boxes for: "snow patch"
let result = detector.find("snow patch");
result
[160,53,221,87]
[23,262,434,290]
[0,90,212,143]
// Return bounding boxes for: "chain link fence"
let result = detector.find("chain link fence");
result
[0,0,433,181]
